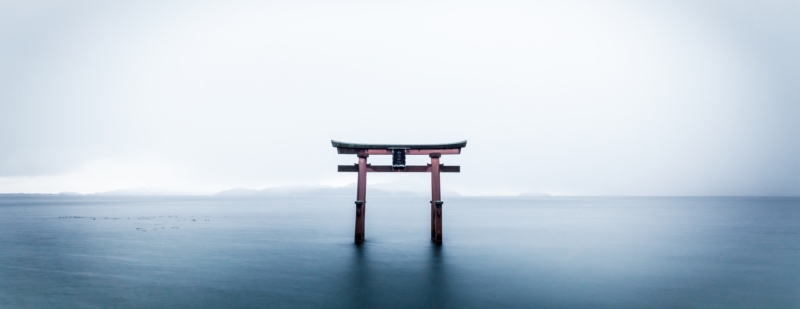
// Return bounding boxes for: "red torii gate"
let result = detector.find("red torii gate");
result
[332,140,467,245]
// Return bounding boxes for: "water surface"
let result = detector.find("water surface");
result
[1,196,798,308]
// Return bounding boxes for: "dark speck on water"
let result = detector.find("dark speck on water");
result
[0,196,798,308]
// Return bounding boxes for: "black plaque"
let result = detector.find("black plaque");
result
[391,149,406,170]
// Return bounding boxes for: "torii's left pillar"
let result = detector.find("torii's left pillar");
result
[354,153,368,244]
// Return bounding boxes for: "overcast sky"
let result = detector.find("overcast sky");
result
[1,0,799,195]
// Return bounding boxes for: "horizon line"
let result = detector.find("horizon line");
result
[1,193,798,198]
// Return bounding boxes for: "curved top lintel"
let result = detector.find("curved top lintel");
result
[331,140,467,150]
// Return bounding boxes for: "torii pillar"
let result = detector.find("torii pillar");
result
[332,140,466,245]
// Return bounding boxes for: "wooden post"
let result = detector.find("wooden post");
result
[430,154,442,244]
[355,153,368,244]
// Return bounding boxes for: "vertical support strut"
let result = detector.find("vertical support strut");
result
[355,153,368,244]
[430,153,442,244]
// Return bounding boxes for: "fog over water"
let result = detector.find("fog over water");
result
[2,1,800,195]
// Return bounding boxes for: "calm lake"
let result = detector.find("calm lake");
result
[1,196,798,308]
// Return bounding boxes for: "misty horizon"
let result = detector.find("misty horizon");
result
[3,183,797,197]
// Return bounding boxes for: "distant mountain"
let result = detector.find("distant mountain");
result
[369,181,461,197]
[214,188,260,196]
[216,186,354,197]
[518,191,551,197]
[92,188,198,196]
[215,186,409,197]
[215,182,462,197]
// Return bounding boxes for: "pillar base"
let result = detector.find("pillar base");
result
[355,200,365,244]
[432,200,443,245]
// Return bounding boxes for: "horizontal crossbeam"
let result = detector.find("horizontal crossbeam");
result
[338,164,460,173]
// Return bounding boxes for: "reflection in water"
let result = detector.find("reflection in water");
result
[343,243,449,308]
[348,244,370,307]
[426,244,447,308]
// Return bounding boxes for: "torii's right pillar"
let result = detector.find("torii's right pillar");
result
[430,153,443,244]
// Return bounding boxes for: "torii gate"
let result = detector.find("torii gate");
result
[332,140,466,245]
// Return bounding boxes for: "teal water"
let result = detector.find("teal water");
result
[1,196,798,308]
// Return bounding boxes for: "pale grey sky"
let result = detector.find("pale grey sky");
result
[1,0,799,195]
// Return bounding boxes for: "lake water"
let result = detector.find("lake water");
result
[1,196,798,308]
